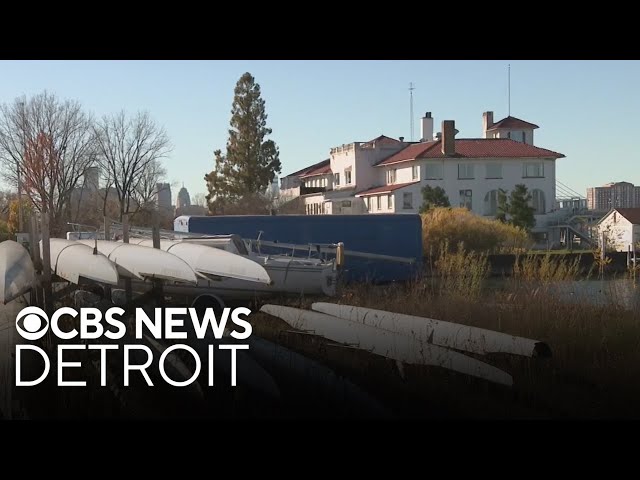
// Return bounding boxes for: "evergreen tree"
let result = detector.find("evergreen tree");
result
[205,73,281,214]
[508,184,536,231]
[495,188,509,223]
[419,185,450,213]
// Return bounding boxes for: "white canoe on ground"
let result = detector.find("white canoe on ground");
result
[43,239,119,286]
[77,240,197,285]
[126,239,271,285]
[260,305,513,387]
[0,240,36,304]
[311,303,551,358]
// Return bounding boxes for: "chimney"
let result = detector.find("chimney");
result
[441,120,455,156]
[420,112,434,142]
[399,136,404,142]
[482,111,493,138]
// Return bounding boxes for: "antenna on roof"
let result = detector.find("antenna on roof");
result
[508,64,511,116]
[409,82,415,141]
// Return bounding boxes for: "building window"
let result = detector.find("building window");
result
[458,164,474,180]
[335,172,340,185]
[530,189,546,214]
[522,131,526,143]
[412,165,419,180]
[523,163,544,178]
[341,200,351,208]
[387,194,393,209]
[484,190,498,216]
[485,163,502,179]
[459,189,472,210]
[507,131,511,139]
[377,195,382,210]
[425,163,443,180]
[345,170,352,184]
[403,192,413,210]
[367,197,373,212]
[387,169,397,184]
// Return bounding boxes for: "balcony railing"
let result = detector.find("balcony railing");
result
[301,185,328,195]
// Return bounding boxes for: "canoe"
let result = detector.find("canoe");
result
[77,240,197,284]
[260,305,513,387]
[126,238,271,284]
[311,303,551,358]
[43,239,119,285]
[0,240,36,304]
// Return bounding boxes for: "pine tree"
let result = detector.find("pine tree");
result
[205,73,281,214]
[496,188,509,223]
[508,184,536,231]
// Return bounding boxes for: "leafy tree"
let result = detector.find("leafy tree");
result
[419,185,450,213]
[508,184,536,231]
[205,72,281,214]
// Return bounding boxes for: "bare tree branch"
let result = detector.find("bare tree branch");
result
[0,91,97,234]
[94,110,171,220]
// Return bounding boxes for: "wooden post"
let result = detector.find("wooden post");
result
[122,214,132,303]
[151,209,164,307]
[628,244,632,270]
[40,212,53,315]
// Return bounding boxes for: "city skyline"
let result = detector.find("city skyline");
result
[0,60,638,202]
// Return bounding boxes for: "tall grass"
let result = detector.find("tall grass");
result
[513,253,584,283]
[433,241,489,298]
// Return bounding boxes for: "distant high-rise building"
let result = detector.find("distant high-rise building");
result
[155,182,172,210]
[587,181,640,210]
[83,166,100,192]
[177,185,191,209]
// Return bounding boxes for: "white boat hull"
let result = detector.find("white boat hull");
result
[311,303,550,358]
[126,239,271,285]
[44,239,119,286]
[260,305,513,387]
[77,240,197,285]
[0,241,36,304]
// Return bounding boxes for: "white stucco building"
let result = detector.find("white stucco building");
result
[279,110,565,226]
[596,208,640,252]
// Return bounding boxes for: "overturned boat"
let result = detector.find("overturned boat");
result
[0,240,36,304]
[43,239,119,286]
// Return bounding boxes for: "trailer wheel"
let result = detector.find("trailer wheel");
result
[191,294,225,316]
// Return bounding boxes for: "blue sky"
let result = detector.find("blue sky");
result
[0,60,637,200]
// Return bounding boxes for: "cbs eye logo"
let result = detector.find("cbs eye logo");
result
[15,307,49,340]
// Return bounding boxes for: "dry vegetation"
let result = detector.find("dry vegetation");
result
[421,207,533,255]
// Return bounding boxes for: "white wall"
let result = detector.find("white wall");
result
[598,212,634,252]
[377,157,555,217]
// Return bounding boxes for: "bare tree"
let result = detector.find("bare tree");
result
[192,193,207,208]
[0,92,97,234]
[93,110,171,221]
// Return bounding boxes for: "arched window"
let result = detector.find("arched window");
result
[531,189,546,214]
[484,189,499,216]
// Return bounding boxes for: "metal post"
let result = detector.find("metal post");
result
[103,217,110,241]
[151,209,163,307]
[122,214,132,303]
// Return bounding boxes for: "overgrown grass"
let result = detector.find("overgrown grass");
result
[512,252,584,283]
[329,279,640,418]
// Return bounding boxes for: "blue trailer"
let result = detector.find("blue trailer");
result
[174,214,423,284]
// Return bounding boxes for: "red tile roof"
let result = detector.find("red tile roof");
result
[487,116,539,130]
[375,138,564,166]
[284,158,330,178]
[614,208,640,225]
[355,181,419,197]
[300,162,332,178]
